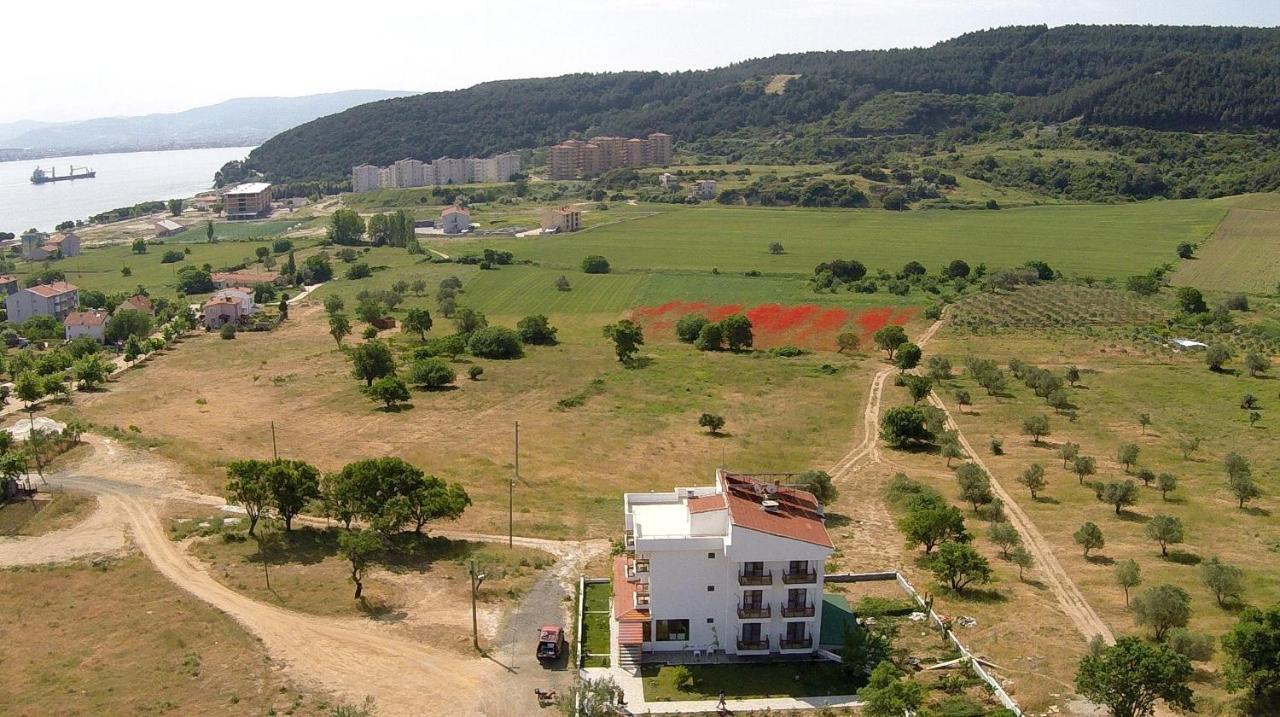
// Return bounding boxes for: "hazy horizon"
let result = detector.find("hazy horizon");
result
[8,0,1279,125]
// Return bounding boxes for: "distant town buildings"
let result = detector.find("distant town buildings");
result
[693,179,718,200]
[351,152,522,192]
[549,132,672,179]
[0,276,19,296]
[6,281,79,324]
[440,205,472,235]
[540,206,581,233]
[20,230,80,260]
[223,182,274,219]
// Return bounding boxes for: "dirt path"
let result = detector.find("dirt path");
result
[4,437,601,716]
[829,314,1114,647]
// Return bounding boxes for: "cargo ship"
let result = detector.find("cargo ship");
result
[30,165,96,184]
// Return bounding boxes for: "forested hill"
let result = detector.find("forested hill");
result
[243,25,1280,181]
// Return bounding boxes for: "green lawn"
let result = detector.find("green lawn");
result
[641,662,861,701]
[434,200,1226,281]
[583,579,611,612]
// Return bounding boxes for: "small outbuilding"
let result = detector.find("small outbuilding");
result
[155,219,186,237]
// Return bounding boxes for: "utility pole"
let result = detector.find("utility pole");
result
[470,560,486,651]
[270,421,278,460]
[510,420,518,548]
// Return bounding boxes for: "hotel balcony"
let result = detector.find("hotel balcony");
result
[736,604,771,619]
[634,583,650,608]
[737,571,772,586]
[779,636,813,650]
[736,638,769,652]
[781,568,817,584]
[627,558,650,582]
[780,603,815,618]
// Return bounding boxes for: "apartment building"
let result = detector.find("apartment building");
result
[394,158,426,188]
[616,470,832,671]
[223,182,273,219]
[6,281,80,324]
[434,157,468,186]
[540,206,581,233]
[352,164,381,193]
[693,179,718,200]
[548,132,674,179]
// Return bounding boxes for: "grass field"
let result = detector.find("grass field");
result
[1172,207,1280,293]
[433,200,1226,280]
[0,556,331,715]
[0,492,96,536]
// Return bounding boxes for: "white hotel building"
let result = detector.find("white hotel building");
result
[615,470,833,671]
[351,152,520,191]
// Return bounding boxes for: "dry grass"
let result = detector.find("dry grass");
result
[0,555,334,716]
[183,518,552,654]
[0,491,97,537]
[70,303,879,539]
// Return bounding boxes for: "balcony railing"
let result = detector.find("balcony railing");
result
[736,638,769,651]
[781,569,817,584]
[737,571,772,586]
[736,604,771,619]
[781,603,815,618]
[779,637,813,650]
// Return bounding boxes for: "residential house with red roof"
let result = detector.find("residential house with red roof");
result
[64,310,108,343]
[440,205,471,235]
[616,470,833,671]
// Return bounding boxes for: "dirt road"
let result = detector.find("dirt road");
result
[5,437,603,716]
[829,314,1113,646]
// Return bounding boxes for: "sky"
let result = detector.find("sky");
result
[5,0,1279,124]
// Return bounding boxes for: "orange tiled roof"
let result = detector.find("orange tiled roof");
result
[612,556,650,622]
[441,205,470,216]
[687,494,726,513]
[26,281,78,298]
[721,472,833,548]
[64,310,107,328]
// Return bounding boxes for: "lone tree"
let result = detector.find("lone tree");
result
[224,460,273,535]
[1072,455,1097,485]
[719,314,754,351]
[1017,463,1047,499]
[1116,443,1140,473]
[1065,365,1081,386]
[768,241,784,255]
[1145,514,1185,557]
[1138,412,1152,435]
[367,375,411,410]
[927,542,992,592]
[580,255,611,274]
[1058,441,1079,469]
[956,463,994,512]
[861,662,925,717]
[894,343,922,373]
[988,521,1021,558]
[879,405,933,448]
[350,341,396,386]
[793,470,838,505]
[836,332,859,354]
[903,375,932,404]
[1074,521,1105,557]
[1244,351,1270,377]
[698,413,726,435]
[1156,473,1177,500]
[1133,584,1192,641]
[897,501,967,554]
[264,459,321,532]
[873,325,908,360]
[1229,472,1262,509]
[1206,343,1232,372]
[1115,559,1142,606]
[328,314,352,348]
[1098,480,1139,515]
[554,275,571,292]
[1221,604,1280,712]
[1201,557,1245,608]
[1179,436,1201,460]
[1011,545,1034,581]
[953,389,972,413]
[602,319,644,363]
[338,529,383,599]
[1021,413,1051,445]
[1075,636,1194,717]
[402,308,433,340]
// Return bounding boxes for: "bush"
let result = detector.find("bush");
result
[1167,628,1216,662]
[675,314,709,343]
[466,326,523,359]
[219,324,236,340]
[771,345,807,357]
[407,358,456,388]
[516,315,558,345]
[669,665,696,692]
[468,365,484,381]
[160,250,185,264]
[581,255,611,274]
[345,263,372,280]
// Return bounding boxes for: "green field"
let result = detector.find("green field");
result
[433,200,1227,281]
[1172,207,1280,293]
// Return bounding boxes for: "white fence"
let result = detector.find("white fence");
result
[826,571,1023,716]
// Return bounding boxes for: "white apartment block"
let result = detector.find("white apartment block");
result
[6,281,80,324]
[615,470,833,672]
[350,153,520,191]
[352,164,381,193]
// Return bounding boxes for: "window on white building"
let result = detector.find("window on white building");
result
[655,619,689,641]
